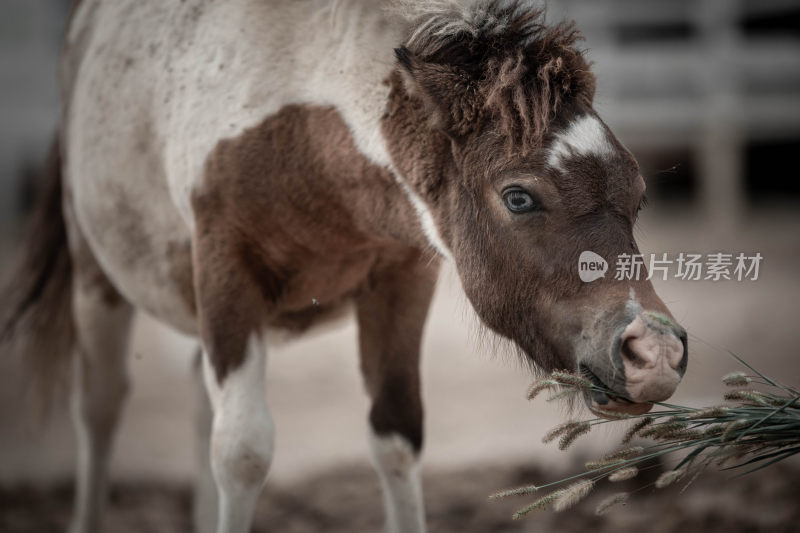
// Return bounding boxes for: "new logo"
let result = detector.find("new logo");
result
[579,251,608,283]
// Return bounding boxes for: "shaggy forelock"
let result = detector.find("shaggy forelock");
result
[394,0,543,56]
[391,0,596,151]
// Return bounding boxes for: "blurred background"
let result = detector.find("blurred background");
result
[1,0,799,531]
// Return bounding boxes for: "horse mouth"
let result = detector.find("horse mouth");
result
[580,364,654,416]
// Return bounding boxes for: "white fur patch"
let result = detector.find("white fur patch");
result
[202,334,274,533]
[393,171,452,261]
[547,114,614,172]
[628,287,638,303]
[369,431,426,533]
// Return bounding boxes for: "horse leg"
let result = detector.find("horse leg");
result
[356,257,438,533]
[200,334,272,533]
[193,230,275,533]
[192,348,218,533]
[67,237,133,533]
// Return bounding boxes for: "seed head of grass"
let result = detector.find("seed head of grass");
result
[558,422,592,450]
[672,428,707,441]
[589,405,635,419]
[724,390,772,406]
[586,446,645,470]
[721,418,751,441]
[550,371,594,390]
[686,406,729,420]
[552,479,594,512]
[585,460,609,471]
[622,417,654,443]
[489,485,539,500]
[639,421,688,439]
[655,468,686,488]
[603,446,644,462]
[527,379,560,401]
[511,490,562,519]
[546,387,580,402]
[542,421,588,444]
[608,467,639,482]
[722,371,751,387]
[595,492,629,515]
[702,425,726,437]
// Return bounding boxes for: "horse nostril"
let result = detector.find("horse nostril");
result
[618,313,687,376]
[677,331,689,375]
[620,337,648,369]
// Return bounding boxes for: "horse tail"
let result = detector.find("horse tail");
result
[1,135,74,406]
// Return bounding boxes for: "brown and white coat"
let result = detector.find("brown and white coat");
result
[2,1,688,533]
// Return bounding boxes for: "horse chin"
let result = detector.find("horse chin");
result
[587,396,654,417]
[578,365,654,417]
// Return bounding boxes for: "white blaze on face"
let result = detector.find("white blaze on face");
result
[547,114,615,173]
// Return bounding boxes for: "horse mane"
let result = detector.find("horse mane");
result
[392,0,596,150]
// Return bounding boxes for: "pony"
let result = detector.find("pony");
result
[2,1,688,532]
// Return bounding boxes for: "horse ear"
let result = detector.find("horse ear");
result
[393,47,482,138]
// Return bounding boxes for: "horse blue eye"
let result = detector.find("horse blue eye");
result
[502,188,539,213]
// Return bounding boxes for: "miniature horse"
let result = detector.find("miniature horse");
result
[2,1,687,532]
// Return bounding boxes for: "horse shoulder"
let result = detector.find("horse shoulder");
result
[191,103,430,338]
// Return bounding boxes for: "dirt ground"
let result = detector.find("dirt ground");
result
[1,209,800,532]
[2,460,799,533]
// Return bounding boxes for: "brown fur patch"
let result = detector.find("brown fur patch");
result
[193,105,432,381]
[357,255,438,452]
